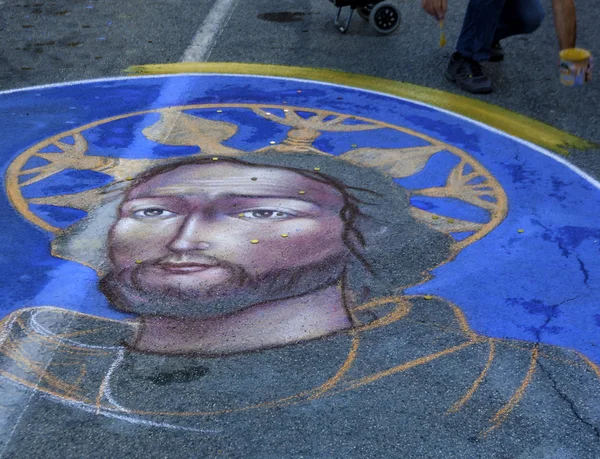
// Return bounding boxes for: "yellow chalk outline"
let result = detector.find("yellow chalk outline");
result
[125,62,596,155]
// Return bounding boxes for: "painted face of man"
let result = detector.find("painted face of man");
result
[101,162,349,317]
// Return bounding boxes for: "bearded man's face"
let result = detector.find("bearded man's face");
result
[101,162,349,318]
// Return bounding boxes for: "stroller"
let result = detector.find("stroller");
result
[329,0,401,34]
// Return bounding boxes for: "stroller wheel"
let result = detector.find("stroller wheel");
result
[369,3,401,34]
[357,4,374,21]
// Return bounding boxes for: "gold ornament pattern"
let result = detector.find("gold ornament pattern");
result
[5,104,507,252]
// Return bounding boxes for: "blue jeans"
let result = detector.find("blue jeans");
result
[456,0,545,61]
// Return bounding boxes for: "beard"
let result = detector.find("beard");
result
[99,253,348,318]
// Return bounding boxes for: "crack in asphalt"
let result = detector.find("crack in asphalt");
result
[532,295,580,342]
[537,359,600,441]
[531,219,571,257]
[576,256,590,286]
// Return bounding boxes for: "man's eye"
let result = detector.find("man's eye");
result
[239,210,293,219]
[133,208,176,218]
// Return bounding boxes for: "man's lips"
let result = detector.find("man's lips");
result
[155,262,221,274]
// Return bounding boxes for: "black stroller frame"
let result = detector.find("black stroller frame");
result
[329,0,401,34]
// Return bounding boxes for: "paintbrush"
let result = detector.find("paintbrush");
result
[439,20,447,47]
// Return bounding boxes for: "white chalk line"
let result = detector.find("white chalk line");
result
[0,316,29,459]
[0,375,220,434]
[0,314,77,458]
[180,0,239,62]
[30,310,122,350]
[100,348,130,413]
[8,316,219,433]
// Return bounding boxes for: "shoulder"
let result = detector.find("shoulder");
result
[0,307,127,407]
[353,294,470,328]
[0,306,134,348]
[351,295,600,412]
[476,332,600,389]
[527,340,600,391]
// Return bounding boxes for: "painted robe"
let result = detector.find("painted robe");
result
[0,297,599,458]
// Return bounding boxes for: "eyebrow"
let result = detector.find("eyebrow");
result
[221,194,323,207]
[123,193,324,208]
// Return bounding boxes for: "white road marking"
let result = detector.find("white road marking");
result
[180,0,239,62]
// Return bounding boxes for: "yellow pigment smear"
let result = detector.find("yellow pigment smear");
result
[125,63,596,155]
[559,48,591,61]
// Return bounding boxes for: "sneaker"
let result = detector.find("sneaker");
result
[445,52,493,94]
[489,41,504,62]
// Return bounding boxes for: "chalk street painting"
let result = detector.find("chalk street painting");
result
[0,74,599,457]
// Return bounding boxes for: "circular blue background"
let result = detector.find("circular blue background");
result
[1,74,599,363]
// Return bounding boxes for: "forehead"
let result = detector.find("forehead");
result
[127,162,345,206]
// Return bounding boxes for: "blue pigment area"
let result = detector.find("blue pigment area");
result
[0,75,599,360]
[21,169,113,199]
[410,197,490,223]
[313,128,429,156]
[185,108,293,151]
[22,156,51,169]
[28,205,87,229]
[395,150,462,189]
[85,113,200,159]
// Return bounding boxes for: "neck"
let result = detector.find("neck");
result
[131,285,352,355]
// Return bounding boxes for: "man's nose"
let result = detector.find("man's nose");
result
[168,215,212,252]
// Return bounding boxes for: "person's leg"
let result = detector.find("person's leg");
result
[487,0,545,62]
[447,0,545,94]
[447,0,505,93]
[493,0,545,43]
[456,0,507,62]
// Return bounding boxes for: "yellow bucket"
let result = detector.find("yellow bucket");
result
[559,48,593,87]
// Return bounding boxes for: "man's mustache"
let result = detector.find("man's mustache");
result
[139,255,236,270]
[126,254,252,293]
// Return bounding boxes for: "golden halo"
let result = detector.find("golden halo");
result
[6,103,507,252]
